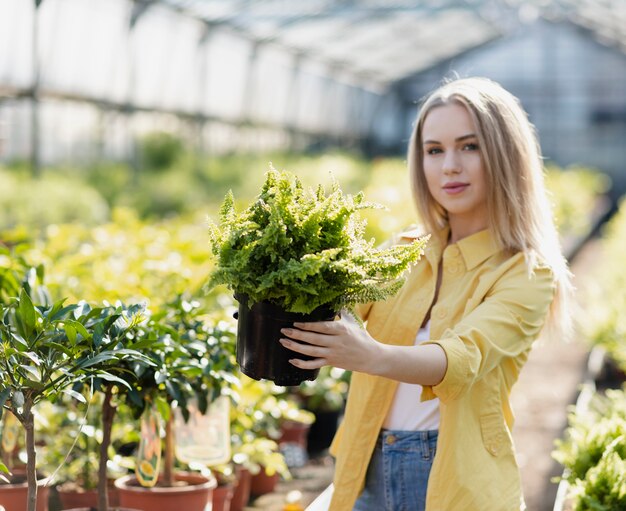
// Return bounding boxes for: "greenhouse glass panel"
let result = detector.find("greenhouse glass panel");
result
[0,0,33,88]
[39,0,130,101]
[205,32,254,120]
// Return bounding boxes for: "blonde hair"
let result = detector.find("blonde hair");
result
[408,77,572,339]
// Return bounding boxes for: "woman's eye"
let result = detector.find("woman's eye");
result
[463,143,479,151]
[426,147,442,155]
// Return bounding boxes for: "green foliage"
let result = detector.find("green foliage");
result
[545,165,611,240]
[125,295,238,421]
[582,198,626,371]
[139,132,185,172]
[207,167,427,314]
[0,288,151,420]
[0,168,110,231]
[553,388,626,508]
[229,376,294,478]
[297,366,350,412]
[571,448,626,511]
[38,398,126,491]
[20,208,216,309]
[360,158,419,243]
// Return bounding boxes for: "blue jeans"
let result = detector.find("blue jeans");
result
[353,429,438,511]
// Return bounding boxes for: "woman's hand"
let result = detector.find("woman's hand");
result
[279,312,381,373]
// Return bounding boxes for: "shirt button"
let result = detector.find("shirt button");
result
[447,246,460,257]
[446,264,459,274]
[436,308,447,319]
[385,435,396,445]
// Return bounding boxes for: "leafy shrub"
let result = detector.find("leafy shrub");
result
[0,168,110,230]
[582,198,626,371]
[19,208,217,308]
[571,449,626,511]
[207,167,427,314]
[545,165,611,240]
[553,388,626,508]
[139,132,185,171]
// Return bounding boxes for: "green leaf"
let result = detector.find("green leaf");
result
[17,288,37,339]
[21,365,40,382]
[65,320,90,341]
[12,390,24,408]
[10,332,28,349]
[22,351,42,366]
[41,341,73,357]
[0,387,11,420]
[95,371,132,388]
[64,323,76,344]
[62,388,87,403]
[154,395,170,421]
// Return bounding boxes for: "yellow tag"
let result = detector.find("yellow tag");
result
[1,411,20,453]
[135,405,161,487]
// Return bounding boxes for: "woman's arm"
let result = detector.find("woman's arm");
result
[279,316,448,386]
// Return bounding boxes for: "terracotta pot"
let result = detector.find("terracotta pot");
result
[212,482,234,511]
[62,508,138,511]
[57,483,120,509]
[229,467,251,511]
[0,472,49,511]
[279,420,310,449]
[114,472,216,511]
[235,294,335,386]
[249,469,279,497]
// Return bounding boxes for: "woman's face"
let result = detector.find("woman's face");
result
[421,102,488,238]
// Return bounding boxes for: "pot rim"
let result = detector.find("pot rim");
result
[114,472,217,494]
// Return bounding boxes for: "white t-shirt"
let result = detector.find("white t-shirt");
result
[382,321,440,430]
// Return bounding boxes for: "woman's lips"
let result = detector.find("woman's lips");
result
[443,183,469,195]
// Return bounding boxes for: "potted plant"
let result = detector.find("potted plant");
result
[207,167,427,385]
[114,295,238,511]
[296,366,350,456]
[552,387,626,510]
[0,280,150,511]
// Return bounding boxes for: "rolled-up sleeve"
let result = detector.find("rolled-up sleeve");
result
[421,258,556,403]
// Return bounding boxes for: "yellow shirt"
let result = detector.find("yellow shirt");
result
[329,227,556,511]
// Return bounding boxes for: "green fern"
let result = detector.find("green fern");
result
[206,166,427,314]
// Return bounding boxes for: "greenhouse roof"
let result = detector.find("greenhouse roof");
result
[156,0,626,85]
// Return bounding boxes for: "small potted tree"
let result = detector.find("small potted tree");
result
[0,283,150,511]
[207,167,427,385]
[114,295,238,511]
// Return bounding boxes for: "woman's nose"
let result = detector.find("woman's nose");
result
[442,151,461,174]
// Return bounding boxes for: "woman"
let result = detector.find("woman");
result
[279,77,572,510]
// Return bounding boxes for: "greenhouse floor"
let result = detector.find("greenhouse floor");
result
[246,240,599,511]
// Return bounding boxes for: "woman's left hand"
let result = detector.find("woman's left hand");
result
[279,313,381,372]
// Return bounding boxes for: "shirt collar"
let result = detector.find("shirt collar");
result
[456,228,501,270]
[402,225,501,270]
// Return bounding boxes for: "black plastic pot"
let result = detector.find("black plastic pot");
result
[306,409,341,456]
[235,294,336,386]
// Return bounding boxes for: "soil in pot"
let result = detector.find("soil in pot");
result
[235,294,336,386]
[114,472,216,511]
[0,472,50,511]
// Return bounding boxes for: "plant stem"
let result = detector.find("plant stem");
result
[98,387,115,511]
[163,413,175,487]
[23,401,37,511]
